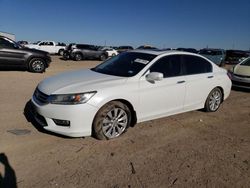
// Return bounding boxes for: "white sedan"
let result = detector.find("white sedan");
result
[101,47,118,57]
[31,50,231,140]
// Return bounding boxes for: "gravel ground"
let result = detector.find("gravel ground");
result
[0,56,250,188]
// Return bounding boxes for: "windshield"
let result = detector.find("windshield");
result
[92,52,156,77]
[240,58,250,66]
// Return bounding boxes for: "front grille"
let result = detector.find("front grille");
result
[232,80,250,87]
[33,88,49,105]
[234,74,250,79]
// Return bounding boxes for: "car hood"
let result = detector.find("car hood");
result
[21,47,48,54]
[234,65,250,76]
[38,69,127,95]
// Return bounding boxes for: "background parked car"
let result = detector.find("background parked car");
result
[25,40,66,55]
[64,44,108,61]
[199,48,226,66]
[100,46,118,57]
[228,57,250,89]
[17,40,29,46]
[176,48,198,53]
[116,46,134,53]
[137,45,158,50]
[0,36,51,73]
[225,50,249,64]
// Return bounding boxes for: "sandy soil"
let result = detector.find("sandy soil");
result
[0,56,250,188]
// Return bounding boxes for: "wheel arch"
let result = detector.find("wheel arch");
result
[26,56,48,69]
[215,86,224,102]
[92,98,137,129]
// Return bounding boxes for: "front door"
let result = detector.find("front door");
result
[138,55,186,121]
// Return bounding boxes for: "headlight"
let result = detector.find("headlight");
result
[49,91,96,105]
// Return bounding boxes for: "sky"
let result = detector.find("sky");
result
[0,0,250,50]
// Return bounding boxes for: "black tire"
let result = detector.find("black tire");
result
[63,52,70,60]
[204,88,222,112]
[74,53,83,61]
[93,101,131,140]
[100,54,107,61]
[58,49,64,56]
[29,58,46,73]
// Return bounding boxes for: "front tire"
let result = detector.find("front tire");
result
[204,88,222,112]
[29,58,46,73]
[74,53,83,61]
[93,101,131,140]
[100,54,107,61]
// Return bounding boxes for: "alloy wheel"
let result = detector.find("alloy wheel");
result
[208,90,221,111]
[102,107,128,139]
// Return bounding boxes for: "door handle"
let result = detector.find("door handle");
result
[207,76,214,78]
[177,80,185,84]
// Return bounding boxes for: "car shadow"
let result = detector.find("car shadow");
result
[59,57,68,61]
[232,86,250,93]
[0,153,17,188]
[0,67,27,72]
[23,100,73,139]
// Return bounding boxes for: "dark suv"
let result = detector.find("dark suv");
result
[63,44,108,61]
[0,36,51,73]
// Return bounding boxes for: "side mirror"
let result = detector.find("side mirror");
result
[146,72,164,82]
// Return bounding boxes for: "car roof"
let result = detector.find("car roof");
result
[131,49,199,56]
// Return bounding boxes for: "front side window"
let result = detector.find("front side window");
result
[182,55,212,75]
[92,52,156,77]
[39,42,46,46]
[149,55,182,78]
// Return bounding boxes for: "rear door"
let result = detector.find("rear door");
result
[181,55,214,111]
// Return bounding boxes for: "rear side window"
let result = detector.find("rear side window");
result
[182,55,212,75]
[0,38,15,48]
[150,55,182,78]
[76,45,90,49]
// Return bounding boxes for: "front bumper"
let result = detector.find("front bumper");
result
[231,74,250,89]
[31,97,99,137]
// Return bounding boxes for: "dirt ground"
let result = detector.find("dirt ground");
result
[0,56,250,188]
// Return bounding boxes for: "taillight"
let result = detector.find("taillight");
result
[227,71,232,79]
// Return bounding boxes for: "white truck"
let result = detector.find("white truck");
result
[25,41,66,55]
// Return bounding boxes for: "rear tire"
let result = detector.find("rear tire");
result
[204,88,222,112]
[93,101,131,140]
[29,58,46,73]
[58,49,64,56]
